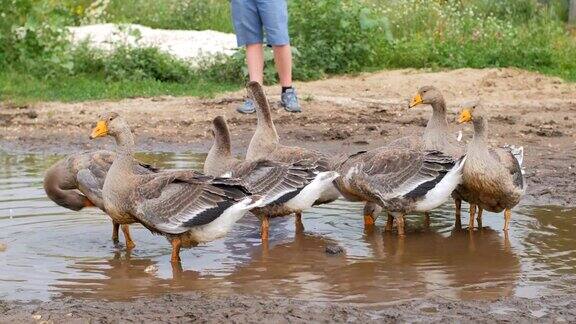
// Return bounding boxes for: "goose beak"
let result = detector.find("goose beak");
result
[90,121,108,139]
[409,93,423,108]
[457,109,473,124]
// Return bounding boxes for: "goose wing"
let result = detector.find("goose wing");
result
[342,147,457,203]
[491,147,524,189]
[271,145,331,171]
[131,171,251,234]
[74,151,114,209]
[76,151,158,209]
[233,159,319,206]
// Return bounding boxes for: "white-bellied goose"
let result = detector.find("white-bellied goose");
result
[204,116,339,240]
[89,112,264,263]
[409,85,466,227]
[333,144,466,236]
[244,81,341,224]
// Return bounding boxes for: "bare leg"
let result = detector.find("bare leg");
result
[504,208,512,231]
[385,213,394,232]
[246,44,264,83]
[396,214,406,236]
[468,204,476,230]
[424,212,431,229]
[170,237,182,263]
[272,45,292,87]
[112,222,120,244]
[122,224,136,249]
[295,212,304,233]
[477,207,484,229]
[454,198,462,228]
[261,215,270,241]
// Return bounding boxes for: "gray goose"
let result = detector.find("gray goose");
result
[332,143,466,236]
[89,112,263,263]
[204,116,339,240]
[244,81,341,225]
[408,85,466,226]
[456,103,524,230]
[44,150,157,248]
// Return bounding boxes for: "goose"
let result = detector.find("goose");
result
[408,85,466,226]
[333,144,466,236]
[89,112,264,262]
[244,81,341,226]
[204,116,339,240]
[456,102,525,230]
[44,150,157,248]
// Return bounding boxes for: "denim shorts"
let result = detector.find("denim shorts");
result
[230,0,290,47]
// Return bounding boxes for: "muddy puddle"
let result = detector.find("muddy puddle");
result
[0,151,575,307]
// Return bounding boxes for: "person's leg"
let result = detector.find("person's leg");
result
[246,44,264,84]
[231,0,265,113]
[259,0,301,112]
[272,44,292,87]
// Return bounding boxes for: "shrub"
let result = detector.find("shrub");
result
[0,0,75,77]
[289,0,390,77]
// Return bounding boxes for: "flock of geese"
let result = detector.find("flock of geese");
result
[43,81,525,263]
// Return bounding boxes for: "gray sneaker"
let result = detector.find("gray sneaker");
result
[281,88,301,113]
[237,98,256,114]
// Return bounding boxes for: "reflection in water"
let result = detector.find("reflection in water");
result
[0,151,574,305]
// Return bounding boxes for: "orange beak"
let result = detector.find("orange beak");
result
[409,93,423,108]
[458,108,473,124]
[90,121,108,139]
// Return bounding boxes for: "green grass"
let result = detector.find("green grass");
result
[105,0,233,33]
[0,71,240,103]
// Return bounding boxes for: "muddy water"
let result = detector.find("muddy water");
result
[0,152,575,306]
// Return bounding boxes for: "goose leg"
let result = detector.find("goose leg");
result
[468,204,476,230]
[477,207,483,229]
[83,198,95,208]
[261,215,270,241]
[454,198,462,228]
[385,213,394,232]
[122,225,136,249]
[396,214,406,236]
[363,214,376,226]
[503,208,512,231]
[112,222,120,244]
[424,212,431,229]
[295,212,304,233]
[170,237,182,263]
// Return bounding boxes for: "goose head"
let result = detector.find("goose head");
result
[409,85,444,108]
[90,111,129,139]
[457,100,483,124]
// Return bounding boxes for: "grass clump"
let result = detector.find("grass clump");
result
[104,0,233,33]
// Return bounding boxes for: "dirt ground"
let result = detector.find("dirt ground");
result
[4,292,576,323]
[1,68,576,323]
[1,68,575,206]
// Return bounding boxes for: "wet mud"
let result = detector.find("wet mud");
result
[1,68,576,322]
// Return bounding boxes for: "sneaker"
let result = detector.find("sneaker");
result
[281,88,302,113]
[236,98,256,114]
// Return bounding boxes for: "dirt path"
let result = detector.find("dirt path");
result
[1,68,575,207]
